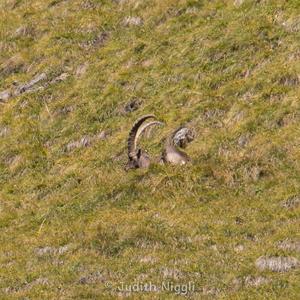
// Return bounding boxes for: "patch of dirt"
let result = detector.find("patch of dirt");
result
[282,195,300,209]
[123,16,143,26]
[255,256,299,272]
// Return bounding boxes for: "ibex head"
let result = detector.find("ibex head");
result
[161,127,194,165]
[125,114,163,171]
[173,127,195,148]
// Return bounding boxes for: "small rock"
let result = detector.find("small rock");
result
[51,73,69,84]
[82,32,109,49]
[241,69,250,78]
[15,26,27,36]
[282,195,300,209]
[161,267,182,280]
[235,216,244,224]
[245,233,257,241]
[234,245,244,252]
[255,256,299,272]
[80,136,90,147]
[186,7,198,14]
[23,86,44,94]
[65,132,108,152]
[14,25,35,38]
[27,72,47,86]
[66,136,91,152]
[136,273,148,281]
[35,277,49,284]
[282,16,300,32]
[204,109,225,119]
[81,0,97,9]
[279,74,299,86]
[35,245,69,256]
[14,73,47,96]
[52,259,64,266]
[244,166,264,182]
[123,16,143,27]
[203,109,225,127]
[234,0,245,7]
[244,276,269,287]
[288,50,300,61]
[278,240,300,253]
[124,98,142,113]
[96,131,108,140]
[202,286,220,296]
[242,90,254,102]
[67,141,79,151]
[237,134,250,147]
[78,271,104,284]
[19,100,29,109]
[57,105,75,115]
[57,245,69,255]
[0,90,11,102]
[35,246,53,256]
[29,277,49,287]
[93,32,109,47]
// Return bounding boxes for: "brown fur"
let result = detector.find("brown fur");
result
[161,127,193,165]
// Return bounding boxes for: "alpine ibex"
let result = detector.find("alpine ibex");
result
[161,127,194,165]
[125,114,163,171]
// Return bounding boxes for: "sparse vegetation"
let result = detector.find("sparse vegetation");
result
[0,0,299,298]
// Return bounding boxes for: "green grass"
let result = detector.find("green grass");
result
[0,0,299,298]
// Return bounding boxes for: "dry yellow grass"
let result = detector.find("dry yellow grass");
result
[0,0,299,298]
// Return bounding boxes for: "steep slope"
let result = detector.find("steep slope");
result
[0,0,299,298]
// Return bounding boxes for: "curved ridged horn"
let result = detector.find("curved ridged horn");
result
[165,127,182,147]
[127,114,156,159]
[137,120,164,139]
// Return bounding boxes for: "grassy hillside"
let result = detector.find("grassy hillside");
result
[0,0,299,298]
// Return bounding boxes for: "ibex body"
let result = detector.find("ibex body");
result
[161,127,194,165]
